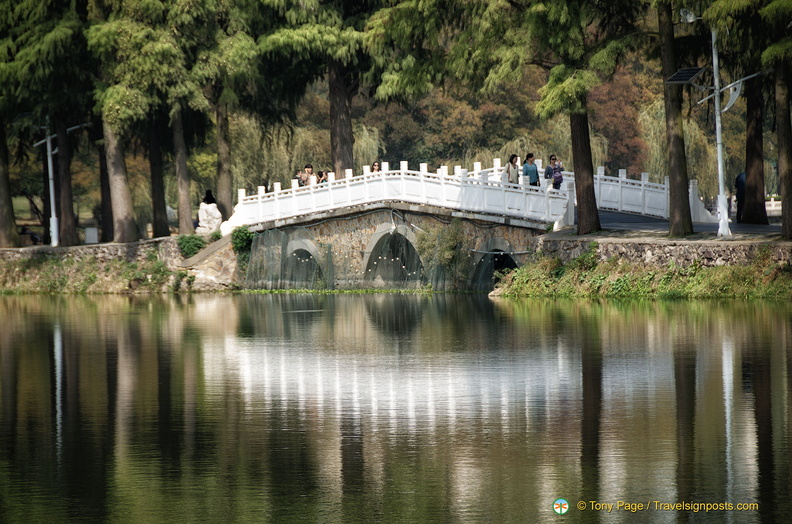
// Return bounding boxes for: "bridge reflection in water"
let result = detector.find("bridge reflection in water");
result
[1,295,789,522]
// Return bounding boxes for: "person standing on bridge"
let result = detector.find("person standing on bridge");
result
[371,161,381,173]
[522,153,539,186]
[506,154,520,184]
[303,164,314,185]
[551,157,564,190]
[544,155,557,184]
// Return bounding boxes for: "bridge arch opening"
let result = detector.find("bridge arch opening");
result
[245,232,330,289]
[364,228,423,289]
[469,237,519,291]
[283,248,325,289]
[471,250,518,291]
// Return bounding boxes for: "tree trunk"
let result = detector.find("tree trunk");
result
[149,116,170,238]
[658,3,694,237]
[329,60,355,178]
[742,76,769,224]
[102,120,139,243]
[55,119,80,245]
[215,102,232,220]
[570,108,601,235]
[92,116,113,242]
[776,62,792,240]
[0,118,20,248]
[172,108,194,234]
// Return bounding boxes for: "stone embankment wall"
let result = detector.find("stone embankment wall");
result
[532,234,792,267]
[0,237,236,291]
[3,231,791,292]
[0,238,182,265]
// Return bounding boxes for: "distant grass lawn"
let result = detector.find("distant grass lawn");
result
[13,196,33,221]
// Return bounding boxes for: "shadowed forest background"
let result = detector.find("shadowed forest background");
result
[2,0,789,245]
[8,57,779,230]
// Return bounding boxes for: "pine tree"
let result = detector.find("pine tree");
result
[0,2,20,247]
[657,1,694,236]
[706,0,770,225]
[5,0,95,245]
[193,0,259,220]
[259,0,386,177]
[760,0,792,238]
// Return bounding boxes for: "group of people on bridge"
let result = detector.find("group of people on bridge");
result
[505,153,564,190]
[293,161,386,187]
[293,155,566,191]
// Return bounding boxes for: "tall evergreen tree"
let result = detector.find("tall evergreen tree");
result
[6,0,94,245]
[0,2,20,247]
[657,1,694,236]
[259,0,384,177]
[86,5,150,242]
[707,0,770,225]
[760,0,792,238]
[193,0,259,219]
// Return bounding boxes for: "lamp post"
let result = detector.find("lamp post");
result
[33,119,91,247]
[33,118,59,247]
[710,27,731,237]
[680,9,731,236]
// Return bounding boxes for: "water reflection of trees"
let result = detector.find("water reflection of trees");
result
[1,296,791,521]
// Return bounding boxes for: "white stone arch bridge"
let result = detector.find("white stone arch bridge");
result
[221,159,715,290]
[220,159,715,237]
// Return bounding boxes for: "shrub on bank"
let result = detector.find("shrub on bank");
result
[231,226,254,272]
[177,235,208,258]
[496,244,792,299]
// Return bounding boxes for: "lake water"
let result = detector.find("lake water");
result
[1,294,790,523]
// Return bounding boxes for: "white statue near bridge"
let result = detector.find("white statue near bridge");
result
[196,190,223,234]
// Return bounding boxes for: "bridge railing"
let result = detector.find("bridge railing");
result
[220,159,719,235]
[589,169,669,219]
[220,160,574,235]
[464,162,671,219]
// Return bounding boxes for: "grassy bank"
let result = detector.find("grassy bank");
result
[0,254,193,294]
[495,243,792,299]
